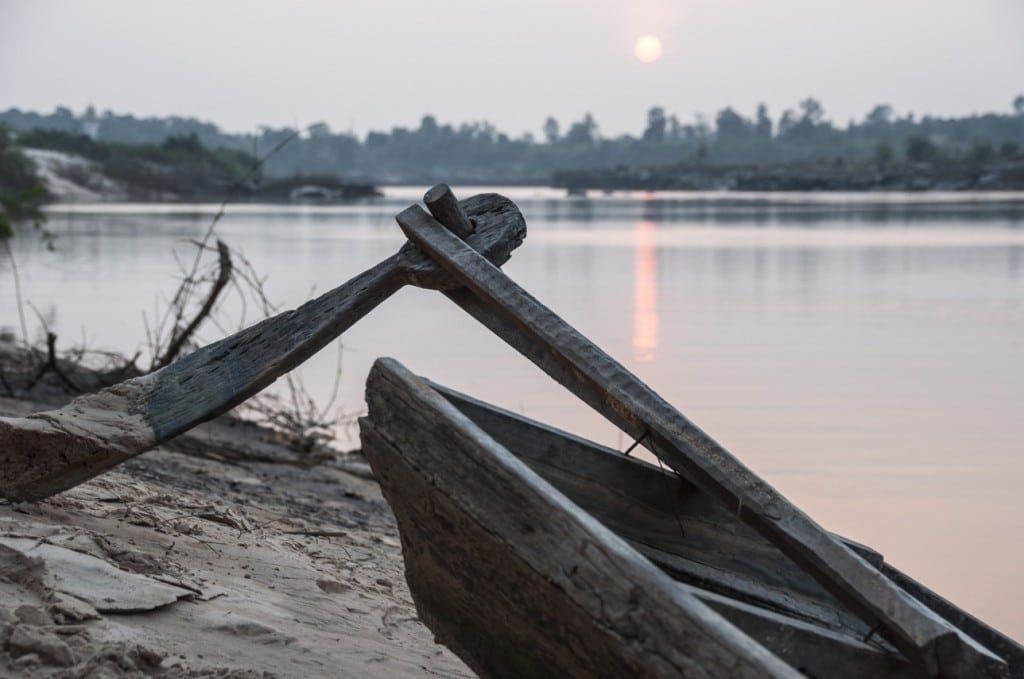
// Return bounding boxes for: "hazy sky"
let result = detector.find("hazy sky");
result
[2,0,1022,138]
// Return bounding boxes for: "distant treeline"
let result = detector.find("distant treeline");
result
[3,127,379,201]
[2,97,1023,184]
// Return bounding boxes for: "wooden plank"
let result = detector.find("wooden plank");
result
[433,383,1024,676]
[685,586,918,679]
[431,381,873,633]
[396,203,1008,679]
[433,381,886,562]
[465,381,1023,658]
[361,357,802,679]
[0,193,525,501]
[878,565,1024,679]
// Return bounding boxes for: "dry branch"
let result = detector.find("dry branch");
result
[153,240,233,370]
[25,333,80,394]
[0,192,525,501]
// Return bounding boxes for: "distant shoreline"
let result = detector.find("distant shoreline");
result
[22,145,1024,206]
[552,159,1024,193]
[22,145,381,206]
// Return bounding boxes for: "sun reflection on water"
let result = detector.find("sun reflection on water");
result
[633,219,659,362]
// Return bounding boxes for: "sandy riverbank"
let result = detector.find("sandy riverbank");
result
[0,346,471,678]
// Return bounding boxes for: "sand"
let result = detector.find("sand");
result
[0,390,472,678]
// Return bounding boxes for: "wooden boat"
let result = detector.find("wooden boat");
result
[376,186,1019,678]
[361,359,1022,678]
[434,379,1024,678]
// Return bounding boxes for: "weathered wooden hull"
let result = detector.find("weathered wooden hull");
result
[397,200,1008,678]
[360,358,1022,678]
[363,358,801,679]
[432,381,1024,679]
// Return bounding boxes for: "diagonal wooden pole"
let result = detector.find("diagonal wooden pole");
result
[0,193,525,502]
[399,197,1007,679]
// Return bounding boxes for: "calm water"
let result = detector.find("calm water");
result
[4,188,1024,639]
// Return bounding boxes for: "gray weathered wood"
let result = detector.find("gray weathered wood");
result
[687,585,918,679]
[430,384,916,677]
[432,381,873,633]
[424,183,474,238]
[433,381,1024,677]
[395,203,1007,679]
[879,565,1024,679]
[0,193,525,502]
[361,357,802,679]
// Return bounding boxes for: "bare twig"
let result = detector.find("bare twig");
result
[317,340,346,420]
[24,332,80,393]
[45,332,80,393]
[145,129,300,370]
[281,530,349,538]
[154,240,233,369]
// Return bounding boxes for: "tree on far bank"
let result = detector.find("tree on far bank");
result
[799,98,825,125]
[755,104,772,138]
[715,107,751,141]
[642,107,667,143]
[565,113,598,146]
[874,142,894,166]
[419,115,439,137]
[4,96,1024,183]
[865,104,894,127]
[543,116,560,144]
[905,134,939,162]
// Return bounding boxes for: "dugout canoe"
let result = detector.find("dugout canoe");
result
[400,185,1006,678]
[360,358,1021,679]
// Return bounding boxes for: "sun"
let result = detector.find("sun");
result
[634,35,663,63]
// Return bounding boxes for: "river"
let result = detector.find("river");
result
[4,187,1023,639]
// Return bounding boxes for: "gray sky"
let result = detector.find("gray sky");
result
[2,0,1022,138]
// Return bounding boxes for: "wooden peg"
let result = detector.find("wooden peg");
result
[424,183,475,238]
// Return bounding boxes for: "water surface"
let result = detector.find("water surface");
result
[4,188,1023,639]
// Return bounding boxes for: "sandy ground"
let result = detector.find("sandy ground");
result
[0,388,473,677]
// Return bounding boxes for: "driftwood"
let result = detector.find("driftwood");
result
[395,199,1007,678]
[432,381,1024,678]
[0,191,525,502]
[361,357,801,679]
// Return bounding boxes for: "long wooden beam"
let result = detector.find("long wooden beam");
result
[395,202,1007,679]
[0,193,525,502]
